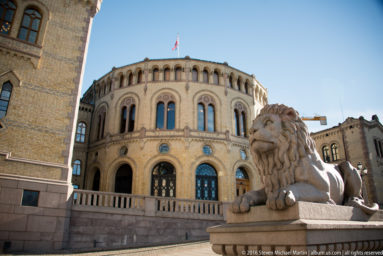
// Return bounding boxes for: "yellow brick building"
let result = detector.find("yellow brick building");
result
[0,0,101,252]
[72,58,268,203]
[311,115,383,207]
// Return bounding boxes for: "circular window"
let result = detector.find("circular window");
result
[120,146,128,156]
[203,145,213,156]
[240,149,247,160]
[159,143,169,154]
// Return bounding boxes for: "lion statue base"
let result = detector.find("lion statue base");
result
[231,104,379,215]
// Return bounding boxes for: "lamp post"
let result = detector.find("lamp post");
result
[357,162,369,204]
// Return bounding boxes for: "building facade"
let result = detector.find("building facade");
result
[311,115,383,207]
[72,58,268,203]
[0,0,101,252]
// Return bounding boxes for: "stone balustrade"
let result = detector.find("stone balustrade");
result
[72,189,225,221]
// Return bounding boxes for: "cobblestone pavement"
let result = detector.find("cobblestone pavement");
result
[8,241,218,256]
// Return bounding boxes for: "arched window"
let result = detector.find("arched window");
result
[156,102,165,129]
[156,95,176,130]
[175,67,182,81]
[203,69,209,83]
[197,95,216,132]
[192,68,198,82]
[108,80,112,92]
[128,105,135,132]
[128,73,133,85]
[151,162,176,197]
[164,68,170,81]
[73,160,81,176]
[207,104,215,132]
[322,145,330,163]
[120,106,127,133]
[198,103,205,131]
[75,122,86,143]
[96,108,106,140]
[240,112,247,137]
[236,168,249,196]
[115,164,133,194]
[229,75,233,88]
[119,75,124,88]
[18,8,41,44]
[92,169,100,191]
[234,110,240,136]
[0,81,13,119]
[234,103,247,137]
[152,68,159,81]
[120,98,136,133]
[331,143,339,161]
[213,71,219,85]
[167,102,175,129]
[237,78,241,90]
[196,163,218,201]
[0,0,16,35]
[245,81,249,94]
[137,70,143,83]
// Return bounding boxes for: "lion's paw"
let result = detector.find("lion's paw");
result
[231,195,251,213]
[267,190,296,210]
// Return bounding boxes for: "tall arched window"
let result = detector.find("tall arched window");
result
[196,163,218,201]
[164,68,170,81]
[115,164,133,194]
[322,145,330,163]
[240,112,247,137]
[137,70,143,84]
[96,108,106,140]
[236,167,249,196]
[128,73,133,86]
[213,71,219,85]
[152,68,159,81]
[120,106,127,133]
[234,102,247,137]
[197,95,216,132]
[234,110,240,136]
[207,104,215,132]
[203,69,209,83]
[128,105,136,132]
[0,0,16,35]
[151,162,176,197]
[192,68,198,82]
[92,169,100,191]
[0,81,13,119]
[175,67,182,81]
[198,103,205,131]
[73,160,81,176]
[167,102,175,129]
[75,122,86,143]
[120,98,136,133]
[17,7,41,44]
[331,143,339,161]
[156,102,165,129]
[156,94,176,130]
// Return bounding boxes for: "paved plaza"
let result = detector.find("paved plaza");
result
[5,241,217,256]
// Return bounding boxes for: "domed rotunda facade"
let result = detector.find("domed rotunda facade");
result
[72,57,268,203]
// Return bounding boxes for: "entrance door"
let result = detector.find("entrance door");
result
[115,164,133,194]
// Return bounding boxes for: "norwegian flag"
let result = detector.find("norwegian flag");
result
[172,35,179,51]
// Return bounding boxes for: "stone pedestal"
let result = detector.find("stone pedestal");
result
[208,202,383,255]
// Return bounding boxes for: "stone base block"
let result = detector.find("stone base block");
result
[208,202,383,255]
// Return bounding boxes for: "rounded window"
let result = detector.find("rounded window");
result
[159,143,169,154]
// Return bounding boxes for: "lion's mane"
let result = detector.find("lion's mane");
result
[252,104,317,195]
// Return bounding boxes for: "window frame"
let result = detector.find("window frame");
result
[0,0,17,35]
[0,81,13,119]
[17,7,42,44]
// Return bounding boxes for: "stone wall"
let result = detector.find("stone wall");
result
[69,210,223,250]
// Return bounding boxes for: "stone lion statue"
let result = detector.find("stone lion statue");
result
[232,104,379,214]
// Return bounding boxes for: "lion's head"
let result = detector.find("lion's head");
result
[249,104,316,195]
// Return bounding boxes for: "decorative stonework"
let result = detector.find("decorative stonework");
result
[120,97,136,107]
[198,95,215,105]
[157,93,175,103]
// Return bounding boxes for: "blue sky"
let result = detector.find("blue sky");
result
[82,0,383,132]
